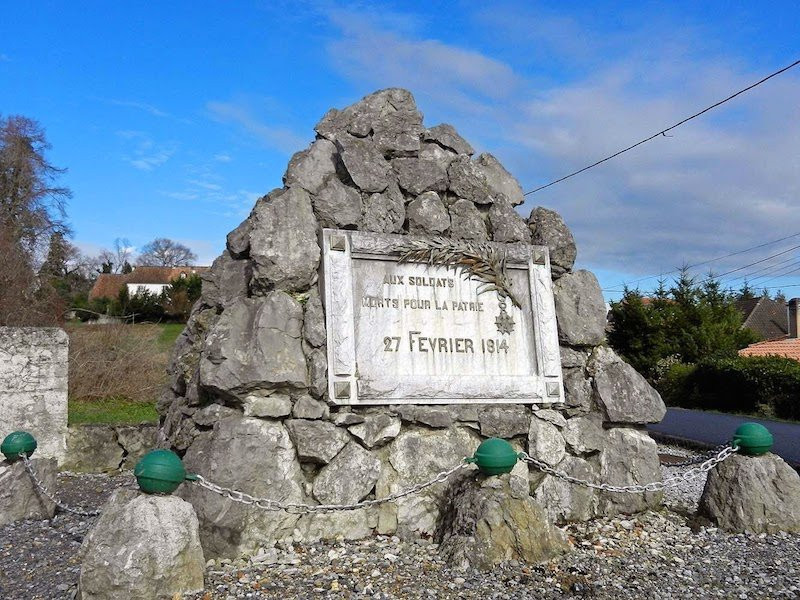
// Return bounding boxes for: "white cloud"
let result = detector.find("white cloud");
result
[213,153,232,163]
[323,6,800,291]
[116,130,177,171]
[206,99,306,155]
[107,98,169,118]
[325,8,521,118]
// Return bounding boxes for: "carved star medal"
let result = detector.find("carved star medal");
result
[495,303,515,335]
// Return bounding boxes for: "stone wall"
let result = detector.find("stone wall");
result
[64,424,158,473]
[0,327,68,463]
[159,89,667,559]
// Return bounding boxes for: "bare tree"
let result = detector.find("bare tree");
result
[97,237,135,273]
[0,223,61,326]
[0,115,71,254]
[137,238,197,267]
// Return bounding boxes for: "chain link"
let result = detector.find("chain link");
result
[519,444,739,494]
[661,444,730,468]
[193,460,471,514]
[20,454,101,517]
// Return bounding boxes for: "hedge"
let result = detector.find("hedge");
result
[657,355,800,421]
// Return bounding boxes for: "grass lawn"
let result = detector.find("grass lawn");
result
[67,322,183,426]
[68,398,159,425]
[157,322,185,349]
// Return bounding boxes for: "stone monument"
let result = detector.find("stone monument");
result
[159,88,666,559]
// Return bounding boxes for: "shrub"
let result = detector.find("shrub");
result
[657,355,800,421]
[67,323,167,404]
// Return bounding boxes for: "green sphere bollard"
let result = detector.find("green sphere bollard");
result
[134,449,192,494]
[470,437,520,475]
[1,431,37,462]
[732,422,774,456]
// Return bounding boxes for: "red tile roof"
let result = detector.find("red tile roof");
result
[124,266,209,284]
[739,337,800,362]
[88,274,126,300]
[88,266,210,300]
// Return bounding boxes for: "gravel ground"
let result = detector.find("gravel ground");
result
[2,446,799,600]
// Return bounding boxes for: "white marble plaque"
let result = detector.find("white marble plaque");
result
[321,229,563,405]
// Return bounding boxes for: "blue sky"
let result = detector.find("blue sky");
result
[2,1,799,300]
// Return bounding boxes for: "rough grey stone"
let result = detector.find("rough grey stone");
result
[199,294,308,400]
[115,425,158,470]
[348,413,401,448]
[179,415,305,558]
[419,141,459,169]
[315,88,420,145]
[64,426,123,473]
[361,181,406,234]
[283,138,338,195]
[532,409,567,428]
[477,405,530,438]
[562,415,604,455]
[560,346,589,369]
[589,346,666,425]
[395,406,453,428]
[292,395,329,420]
[0,327,68,463]
[202,251,250,308]
[242,393,293,418]
[699,453,800,533]
[78,489,205,600]
[475,153,525,206]
[303,287,326,348]
[226,217,251,258]
[447,153,524,205]
[0,457,56,525]
[333,412,365,427]
[313,442,381,505]
[528,207,577,277]
[597,428,662,515]
[286,419,350,464]
[424,124,474,155]
[376,427,480,536]
[392,157,448,195]
[306,346,328,399]
[373,110,424,157]
[527,418,566,467]
[312,176,362,229]
[249,187,320,292]
[191,403,238,427]
[447,156,496,205]
[407,192,450,234]
[336,135,393,193]
[562,367,593,415]
[532,455,598,523]
[553,270,607,346]
[448,198,488,241]
[488,199,531,243]
[438,466,568,570]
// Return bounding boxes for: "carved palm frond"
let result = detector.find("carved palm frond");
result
[395,237,522,308]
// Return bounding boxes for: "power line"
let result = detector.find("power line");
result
[524,58,800,196]
[601,231,800,291]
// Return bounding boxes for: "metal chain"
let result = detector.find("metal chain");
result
[519,444,738,494]
[20,454,101,517]
[661,444,730,468]
[193,460,471,514]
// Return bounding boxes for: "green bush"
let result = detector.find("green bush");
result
[657,355,800,421]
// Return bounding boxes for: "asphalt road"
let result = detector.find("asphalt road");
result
[648,407,800,466]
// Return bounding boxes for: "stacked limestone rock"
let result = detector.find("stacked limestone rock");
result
[158,88,666,559]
